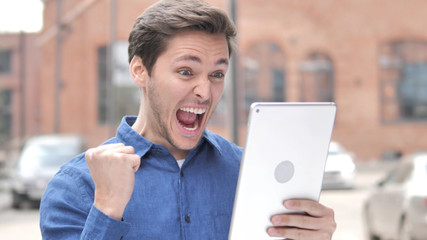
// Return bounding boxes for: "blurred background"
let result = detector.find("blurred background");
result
[1,0,427,239]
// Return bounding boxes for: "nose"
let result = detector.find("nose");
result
[193,77,211,101]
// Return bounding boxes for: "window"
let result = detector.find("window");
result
[299,52,334,102]
[0,89,12,142]
[242,42,286,120]
[379,40,427,122]
[97,43,140,125]
[272,68,285,102]
[399,64,427,118]
[0,50,12,74]
[243,57,259,111]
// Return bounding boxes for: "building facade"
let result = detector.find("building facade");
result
[0,33,40,154]
[22,0,427,160]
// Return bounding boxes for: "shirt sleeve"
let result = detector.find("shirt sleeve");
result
[40,166,131,240]
[81,205,131,239]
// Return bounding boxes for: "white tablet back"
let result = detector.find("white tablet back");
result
[229,102,337,240]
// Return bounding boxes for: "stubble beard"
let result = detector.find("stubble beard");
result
[146,80,195,152]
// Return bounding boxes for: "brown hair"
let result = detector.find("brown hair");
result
[128,0,237,76]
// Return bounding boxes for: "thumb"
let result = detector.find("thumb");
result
[132,155,141,172]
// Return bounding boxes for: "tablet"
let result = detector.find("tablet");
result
[229,102,337,240]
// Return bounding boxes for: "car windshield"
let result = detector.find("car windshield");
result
[19,143,79,170]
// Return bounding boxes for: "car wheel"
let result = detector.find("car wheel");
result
[367,229,381,240]
[11,190,23,209]
[11,190,34,209]
[399,216,413,240]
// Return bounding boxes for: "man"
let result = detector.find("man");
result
[40,0,336,239]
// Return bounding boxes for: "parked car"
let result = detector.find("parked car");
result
[10,135,84,208]
[363,152,427,240]
[322,141,356,189]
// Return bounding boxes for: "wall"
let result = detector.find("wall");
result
[36,0,427,160]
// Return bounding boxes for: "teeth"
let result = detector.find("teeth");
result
[180,107,206,114]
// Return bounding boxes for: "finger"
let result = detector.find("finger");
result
[110,145,135,154]
[267,226,332,240]
[284,199,333,218]
[130,155,141,172]
[98,143,126,150]
[270,213,324,230]
[86,143,125,158]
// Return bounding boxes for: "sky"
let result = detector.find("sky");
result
[0,0,44,33]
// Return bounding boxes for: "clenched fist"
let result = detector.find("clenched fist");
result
[85,143,141,220]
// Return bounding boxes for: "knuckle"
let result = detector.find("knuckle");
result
[133,155,141,162]
[126,146,135,153]
[301,215,309,227]
[84,149,91,158]
[309,202,318,213]
[278,215,289,224]
[292,199,301,208]
[330,219,337,232]
[277,215,292,226]
[326,208,337,229]
[115,153,127,162]
[329,207,336,218]
[85,148,95,160]
[273,227,287,236]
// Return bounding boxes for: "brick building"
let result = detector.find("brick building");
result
[0,33,41,151]
[26,0,427,160]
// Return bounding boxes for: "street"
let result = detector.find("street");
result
[321,188,369,240]
[0,162,390,240]
[0,208,41,239]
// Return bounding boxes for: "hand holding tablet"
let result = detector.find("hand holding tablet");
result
[229,102,337,239]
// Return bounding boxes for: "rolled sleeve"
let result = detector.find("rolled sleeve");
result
[40,159,131,240]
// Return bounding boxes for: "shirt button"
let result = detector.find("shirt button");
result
[180,171,184,177]
[185,215,191,223]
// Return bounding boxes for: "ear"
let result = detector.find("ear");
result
[130,56,148,87]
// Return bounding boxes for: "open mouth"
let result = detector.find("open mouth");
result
[176,107,206,132]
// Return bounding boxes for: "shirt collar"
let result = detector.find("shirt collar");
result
[200,129,223,156]
[115,116,153,158]
[116,116,223,157]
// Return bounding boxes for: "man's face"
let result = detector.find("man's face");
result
[141,30,229,159]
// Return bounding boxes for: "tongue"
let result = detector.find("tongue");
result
[177,110,197,125]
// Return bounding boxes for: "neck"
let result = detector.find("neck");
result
[131,111,190,160]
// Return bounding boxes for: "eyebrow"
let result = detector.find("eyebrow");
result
[174,54,229,66]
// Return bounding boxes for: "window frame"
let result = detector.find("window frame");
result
[0,49,12,74]
[379,40,427,123]
[299,51,335,103]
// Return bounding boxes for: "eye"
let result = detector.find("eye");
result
[211,72,225,79]
[178,69,192,76]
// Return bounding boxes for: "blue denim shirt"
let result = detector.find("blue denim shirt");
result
[40,116,242,240]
